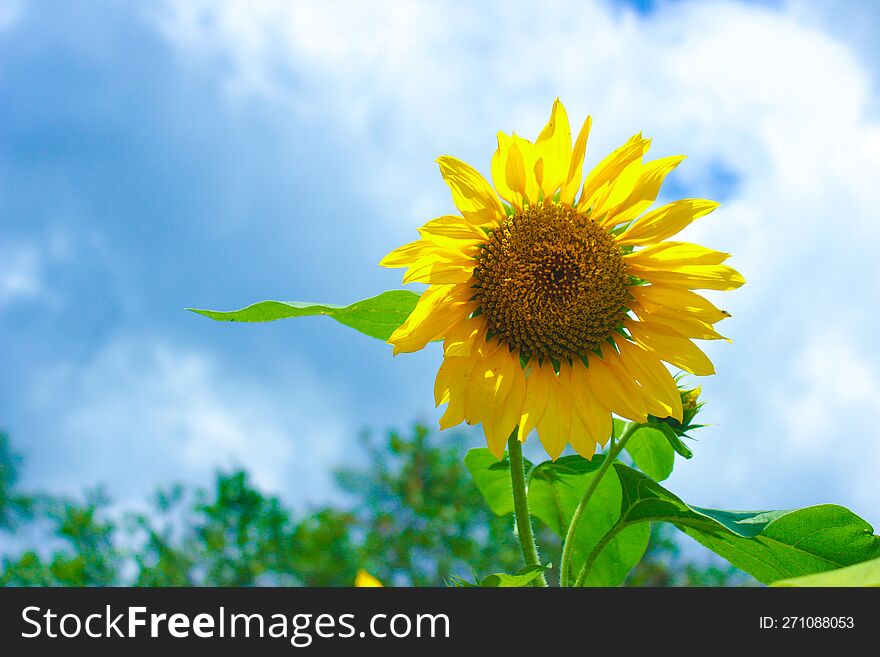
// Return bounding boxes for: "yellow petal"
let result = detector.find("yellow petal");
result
[497,362,527,441]
[504,139,527,205]
[561,364,599,459]
[628,262,746,291]
[518,362,551,443]
[617,199,719,245]
[629,285,731,324]
[537,371,571,461]
[442,316,485,359]
[517,135,544,204]
[434,358,453,406]
[614,337,683,421]
[579,133,651,212]
[631,301,728,341]
[382,220,482,272]
[388,283,476,354]
[419,216,488,259]
[535,98,572,200]
[436,356,475,428]
[463,340,505,425]
[439,400,466,430]
[560,115,592,206]
[568,407,597,459]
[492,132,519,208]
[628,320,716,376]
[437,156,505,225]
[586,354,649,423]
[402,257,475,285]
[570,361,613,449]
[626,241,730,267]
[418,215,488,242]
[585,158,638,220]
[379,240,433,268]
[482,353,526,457]
[597,155,686,227]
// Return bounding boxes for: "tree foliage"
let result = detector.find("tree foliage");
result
[0,427,743,586]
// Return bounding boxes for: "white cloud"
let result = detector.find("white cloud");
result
[0,242,43,306]
[27,336,349,504]
[781,331,880,450]
[149,0,880,522]
[151,0,880,273]
[665,328,880,527]
[0,229,76,309]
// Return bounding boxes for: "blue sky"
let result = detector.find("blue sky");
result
[2,0,880,531]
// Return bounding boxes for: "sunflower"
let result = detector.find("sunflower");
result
[381,100,743,460]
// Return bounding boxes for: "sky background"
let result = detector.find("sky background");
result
[2,0,880,534]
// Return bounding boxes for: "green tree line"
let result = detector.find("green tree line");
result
[0,427,746,586]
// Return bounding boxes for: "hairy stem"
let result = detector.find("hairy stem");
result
[559,422,641,586]
[507,431,548,587]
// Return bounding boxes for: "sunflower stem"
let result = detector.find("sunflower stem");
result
[559,422,641,587]
[507,431,548,587]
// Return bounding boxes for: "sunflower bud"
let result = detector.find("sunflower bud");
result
[681,386,703,429]
[644,385,705,460]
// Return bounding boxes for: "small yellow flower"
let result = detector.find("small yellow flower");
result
[381,100,743,460]
[354,569,384,587]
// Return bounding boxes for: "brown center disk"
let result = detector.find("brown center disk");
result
[472,204,629,361]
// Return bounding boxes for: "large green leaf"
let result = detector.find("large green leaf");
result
[522,452,880,586]
[527,455,650,586]
[771,556,880,587]
[605,463,880,584]
[527,455,604,535]
[188,290,420,341]
[463,449,514,517]
[624,425,675,481]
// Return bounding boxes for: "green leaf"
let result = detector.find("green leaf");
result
[528,455,604,535]
[463,448,514,516]
[624,425,675,481]
[771,556,880,587]
[479,563,552,587]
[577,509,650,587]
[187,290,420,341]
[606,463,880,584]
[655,422,694,459]
[527,455,650,586]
